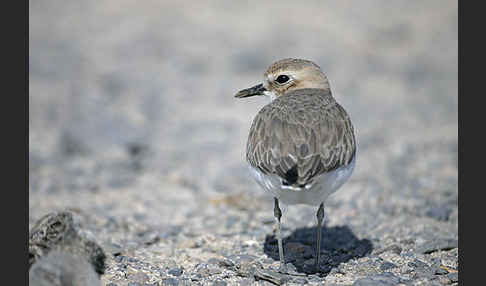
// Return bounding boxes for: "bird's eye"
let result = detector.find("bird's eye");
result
[275,74,290,84]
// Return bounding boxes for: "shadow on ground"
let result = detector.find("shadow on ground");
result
[264,225,372,275]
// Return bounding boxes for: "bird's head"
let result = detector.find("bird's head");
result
[235,58,330,101]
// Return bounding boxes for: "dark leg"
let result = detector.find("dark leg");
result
[274,197,285,270]
[316,202,325,268]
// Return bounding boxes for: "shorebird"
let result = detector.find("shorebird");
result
[235,58,356,271]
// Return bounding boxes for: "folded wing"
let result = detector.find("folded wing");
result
[246,89,356,187]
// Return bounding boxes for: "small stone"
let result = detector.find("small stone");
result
[190,273,202,281]
[439,276,451,285]
[447,272,458,282]
[292,277,308,284]
[29,251,101,286]
[380,262,397,271]
[307,274,321,282]
[161,278,180,286]
[253,268,290,285]
[408,259,428,268]
[208,257,234,269]
[416,239,458,254]
[169,267,183,276]
[435,266,449,275]
[29,211,106,274]
[196,263,222,276]
[353,273,401,286]
[177,279,192,286]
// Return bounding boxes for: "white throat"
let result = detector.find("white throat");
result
[263,90,278,101]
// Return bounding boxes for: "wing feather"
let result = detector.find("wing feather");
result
[246,88,356,187]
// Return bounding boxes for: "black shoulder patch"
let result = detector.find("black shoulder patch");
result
[282,165,298,185]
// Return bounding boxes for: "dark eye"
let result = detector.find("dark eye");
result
[275,74,290,84]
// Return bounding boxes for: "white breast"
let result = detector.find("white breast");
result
[248,155,356,206]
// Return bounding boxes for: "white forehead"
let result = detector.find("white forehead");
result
[262,74,272,89]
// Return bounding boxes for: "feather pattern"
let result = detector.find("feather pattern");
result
[246,88,356,188]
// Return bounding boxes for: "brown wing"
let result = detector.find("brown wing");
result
[246,88,356,187]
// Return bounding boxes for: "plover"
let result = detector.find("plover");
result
[235,58,356,270]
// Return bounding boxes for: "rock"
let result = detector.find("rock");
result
[208,257,234,269]
[161,278,180,286]
[28,211,106,274]
[408,259,435,279]
[29,251,101,286]
[447,272,458,282]
[292,277,309,284]
[438,276,451,285]
[408,259,428,268]
[253,268,290,285]
[380,262,397,271]
[416,239,458,254]
[353,273,402,286]
[168,267,184,276]
[434,266,449,275]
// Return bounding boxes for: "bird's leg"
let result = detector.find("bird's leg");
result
[316,202,325,269]
[274,197,285,272]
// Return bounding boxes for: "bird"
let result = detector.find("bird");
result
[234,58,356,272]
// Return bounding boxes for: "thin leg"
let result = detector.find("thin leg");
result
[274,197,285,270]
[316,202,325,268]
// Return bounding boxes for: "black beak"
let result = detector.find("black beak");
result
[234,83,267,98]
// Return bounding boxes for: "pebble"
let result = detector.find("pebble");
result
[168,267,183,276]
[208,258,234,269]
[434,266,449,275]
[29,251,101,286]
[353,273,401,286]
[380,262,397,271]
[447,272,458,282]
[28,211,106,274]
[161,278,180,286]
[416,239,458,254]
[408,259,428,268]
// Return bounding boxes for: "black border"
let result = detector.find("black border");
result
[459,1,481,285]
[5,0,28,284]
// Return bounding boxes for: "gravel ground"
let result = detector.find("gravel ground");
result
[29,1,457,285]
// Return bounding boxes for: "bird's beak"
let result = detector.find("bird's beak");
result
[234,83,267,98]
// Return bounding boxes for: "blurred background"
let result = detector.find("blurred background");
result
[29,0,457,283]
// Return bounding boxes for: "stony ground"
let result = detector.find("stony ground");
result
[29,1,458,285]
